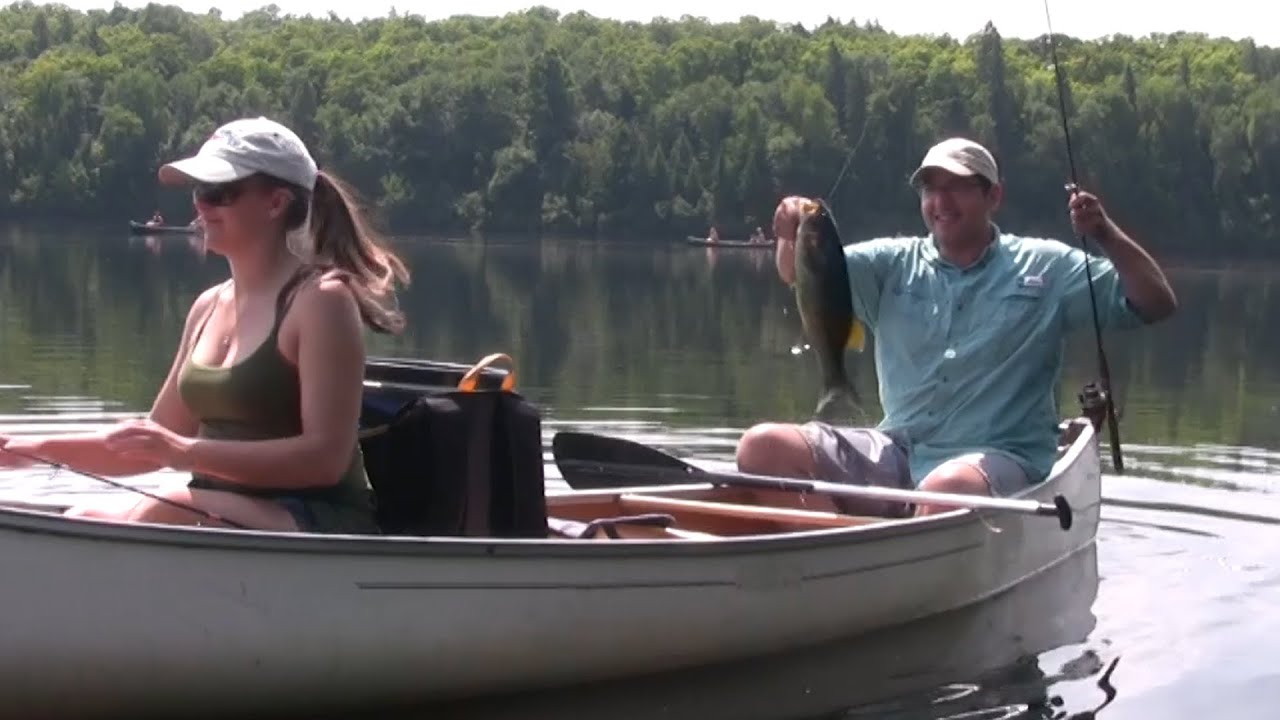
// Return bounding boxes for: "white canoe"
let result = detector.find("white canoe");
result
[0,417,1101,719]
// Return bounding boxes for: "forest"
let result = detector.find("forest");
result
[1,2,1278,256]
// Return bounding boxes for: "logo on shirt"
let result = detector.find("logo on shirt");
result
[1019,274,1045,289]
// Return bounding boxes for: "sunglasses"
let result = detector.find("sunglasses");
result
[192,179,251,206]
[917,177,988,197]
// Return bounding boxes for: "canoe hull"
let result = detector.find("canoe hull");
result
[684,235,777,249]
[128,220,199,235]
[0,420,1100,718]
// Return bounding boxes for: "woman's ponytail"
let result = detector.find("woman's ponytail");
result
[305,170,410,334]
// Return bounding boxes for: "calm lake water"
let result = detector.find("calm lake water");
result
[0,224,1277,718]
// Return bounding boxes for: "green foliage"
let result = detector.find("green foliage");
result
[0,2,1277,255]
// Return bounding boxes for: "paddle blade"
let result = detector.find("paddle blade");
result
[551,431,700,489]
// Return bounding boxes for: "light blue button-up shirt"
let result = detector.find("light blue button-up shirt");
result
[845,227,1147,486]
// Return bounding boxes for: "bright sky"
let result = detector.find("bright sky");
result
[48,0,1276,47]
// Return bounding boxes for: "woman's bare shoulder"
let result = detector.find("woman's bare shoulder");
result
[181,281,229,332]
[287,270,362,333]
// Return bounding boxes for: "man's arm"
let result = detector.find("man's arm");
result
[1069,189,1177,324]
[1095,221,1178,323]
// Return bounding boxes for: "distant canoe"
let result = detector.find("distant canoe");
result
[129,220,200,235]
[684,235,776,249]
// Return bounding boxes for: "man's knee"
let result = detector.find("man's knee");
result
[915,460,993,517]
[919,460,992,497]
[736,422,815,477]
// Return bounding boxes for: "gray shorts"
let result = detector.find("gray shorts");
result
[797,422,1030,517]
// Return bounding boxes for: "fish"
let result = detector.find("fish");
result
[792,197,869,424]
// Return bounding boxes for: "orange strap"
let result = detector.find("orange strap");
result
[457,352,516,393]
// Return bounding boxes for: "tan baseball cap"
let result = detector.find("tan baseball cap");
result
[909,138,1000,187]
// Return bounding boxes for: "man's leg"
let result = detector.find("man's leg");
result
[736,421,913,517]
[915,452,1030,517]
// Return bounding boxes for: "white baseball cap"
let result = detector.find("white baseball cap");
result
[159,116,318,190]
[909,137,1000,187]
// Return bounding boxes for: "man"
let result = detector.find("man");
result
[736,137,1177,517]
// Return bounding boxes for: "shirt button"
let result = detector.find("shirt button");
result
[943,348,957,359]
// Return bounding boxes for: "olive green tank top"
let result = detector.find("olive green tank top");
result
[177,267,376,531]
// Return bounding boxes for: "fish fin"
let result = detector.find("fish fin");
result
[814,384,866,424]
[845,319,867,352]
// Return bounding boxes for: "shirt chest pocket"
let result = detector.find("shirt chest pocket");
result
[982,284,1050,359]
[996,285,1046,321]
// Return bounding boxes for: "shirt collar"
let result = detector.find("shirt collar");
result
[923,223,1003,271]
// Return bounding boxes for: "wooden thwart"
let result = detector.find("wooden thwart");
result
[617,493,887,529]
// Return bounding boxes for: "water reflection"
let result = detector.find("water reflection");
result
[330,543,1101,720]
[2,227,1279,456]
[126,233,207,259]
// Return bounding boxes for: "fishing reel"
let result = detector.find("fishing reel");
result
[1078,382,1108,432]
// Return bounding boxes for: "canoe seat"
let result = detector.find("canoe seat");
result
[549,513,673,539]
[548,513,722,540]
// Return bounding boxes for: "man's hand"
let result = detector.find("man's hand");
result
[773,195,810,285]
[1068,186,1115,241]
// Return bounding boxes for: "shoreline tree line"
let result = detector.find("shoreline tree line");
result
[1,2,1278,257]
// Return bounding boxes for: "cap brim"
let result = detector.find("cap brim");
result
[909,159,978,187]
[158,156,253,186]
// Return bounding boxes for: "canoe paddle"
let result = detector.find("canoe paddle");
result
[551,431,1073,531]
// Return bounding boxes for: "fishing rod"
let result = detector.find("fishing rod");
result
[1042,0,1125,474]
[3,446,250,529]
[827,113,871,199]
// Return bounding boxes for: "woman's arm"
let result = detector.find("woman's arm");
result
[0,287,215,476]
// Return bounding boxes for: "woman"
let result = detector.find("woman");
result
[0,116,410,533]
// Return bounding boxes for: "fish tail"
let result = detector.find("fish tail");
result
[845,319,867,352]
[814,383,866,424]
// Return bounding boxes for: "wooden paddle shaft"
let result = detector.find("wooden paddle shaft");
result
[550,431,1072,530]
[700,469,1074,530]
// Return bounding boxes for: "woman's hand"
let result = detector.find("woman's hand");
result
[0,434,40,469]
[103,420,194,471]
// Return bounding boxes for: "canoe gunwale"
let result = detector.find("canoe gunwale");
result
[0,494,977,558]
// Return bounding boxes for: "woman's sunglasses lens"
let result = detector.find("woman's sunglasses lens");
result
[194,182,239,205]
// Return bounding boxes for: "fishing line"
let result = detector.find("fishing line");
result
[1042,0,1125,473]
[3,446,250,529]
[827,114,871,200]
